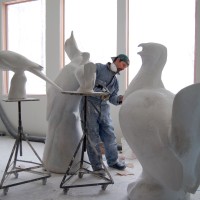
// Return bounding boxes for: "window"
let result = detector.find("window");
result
[129,0,195,94]
[5,0,45,95]
[64,0,117,65]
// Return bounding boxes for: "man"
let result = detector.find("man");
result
[81,54,130,176]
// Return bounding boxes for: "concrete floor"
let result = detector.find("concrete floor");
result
[0,135,200,200]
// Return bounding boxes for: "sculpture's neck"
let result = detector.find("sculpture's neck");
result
[124,64,164,99]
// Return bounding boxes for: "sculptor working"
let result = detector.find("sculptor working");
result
[80,54,130,176]
[43,31,129,176]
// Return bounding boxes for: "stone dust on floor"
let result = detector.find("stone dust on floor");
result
[0,135,200,200]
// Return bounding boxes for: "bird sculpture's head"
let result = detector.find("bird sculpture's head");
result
[138,43,167,70]
[64,31,90,65]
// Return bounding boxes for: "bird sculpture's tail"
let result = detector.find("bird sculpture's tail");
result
[29,69,63,91]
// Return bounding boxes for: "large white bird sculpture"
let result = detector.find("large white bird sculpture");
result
[43,31,95,173]
[0,50,62,99]
[119,43,200,200]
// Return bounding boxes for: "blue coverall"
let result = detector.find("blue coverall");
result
[81,62,122,171]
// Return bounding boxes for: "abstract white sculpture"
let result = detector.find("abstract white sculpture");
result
[43,31,95,173]
[170,83,200,194]
[0,50,62,99]
[119,43,200,200]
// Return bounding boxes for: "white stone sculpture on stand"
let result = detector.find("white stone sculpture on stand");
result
[43,31,96,173]
[0,51,62,99]
[119,43,200,200]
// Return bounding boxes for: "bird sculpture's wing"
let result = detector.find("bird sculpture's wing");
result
[119,88,183,190]
[169,83,200,193]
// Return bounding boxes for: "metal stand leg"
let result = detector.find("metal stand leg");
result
[0,100,51,195]
[60,96,114,194]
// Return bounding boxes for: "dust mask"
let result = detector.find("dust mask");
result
[110,63,117,72]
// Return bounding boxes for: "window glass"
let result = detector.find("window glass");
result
[65,0,117,64]
[6,0,46,94]
[129,0,195,94]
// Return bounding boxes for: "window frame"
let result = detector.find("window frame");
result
[127,0,196,94]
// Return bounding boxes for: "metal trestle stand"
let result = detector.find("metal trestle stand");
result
[60,91,114,194]
[0,98,51,195]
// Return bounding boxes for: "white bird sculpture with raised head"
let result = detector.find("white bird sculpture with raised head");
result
[119,42,200,200]
[0,50,62,99]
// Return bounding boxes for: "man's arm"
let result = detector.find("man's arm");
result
[109,80,122,105]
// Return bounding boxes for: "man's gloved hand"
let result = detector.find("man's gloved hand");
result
[118,95,123,104]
